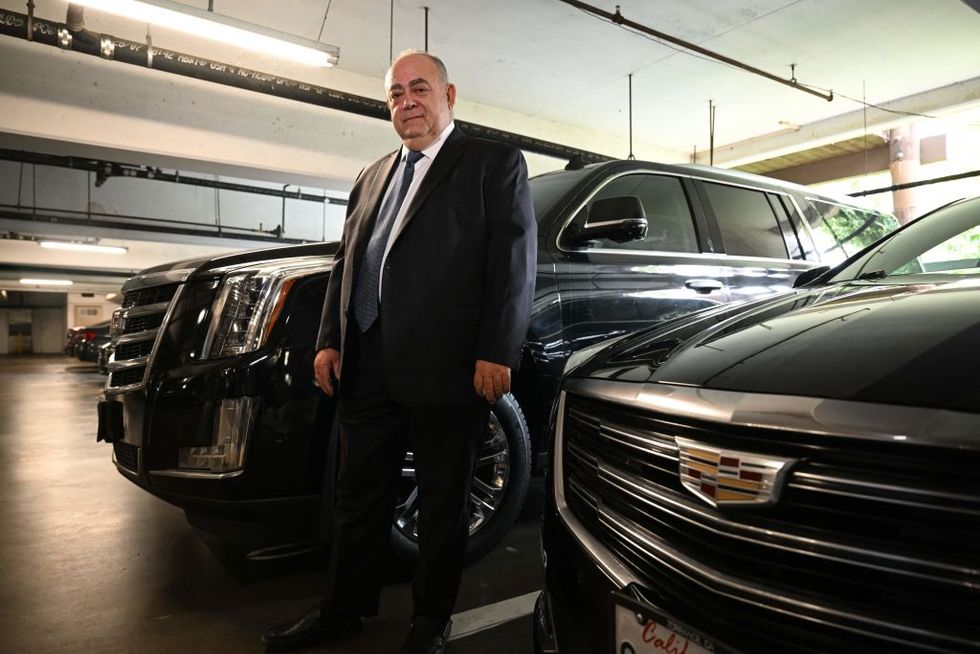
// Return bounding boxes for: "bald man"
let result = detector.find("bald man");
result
[263,50,536,654]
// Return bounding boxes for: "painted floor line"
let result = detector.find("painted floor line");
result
[449,590,540,641]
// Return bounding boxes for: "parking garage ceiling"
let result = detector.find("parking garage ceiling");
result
[0,0,978,291]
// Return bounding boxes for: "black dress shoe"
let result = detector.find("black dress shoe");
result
[401,617,452,654]
[262,605,362,651]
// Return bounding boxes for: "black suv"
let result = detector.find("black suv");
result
[97,160,897,562]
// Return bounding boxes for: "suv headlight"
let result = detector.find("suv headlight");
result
[178,397,256,473]
[201,258,328,359]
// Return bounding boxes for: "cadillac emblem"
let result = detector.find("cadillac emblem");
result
[674,437,796,507]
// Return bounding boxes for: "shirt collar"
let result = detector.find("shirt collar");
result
[400,121,455,163]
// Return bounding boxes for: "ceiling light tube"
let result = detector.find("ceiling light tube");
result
[69,0,339,67]
[39,241,128,254]
[20,278,74,286]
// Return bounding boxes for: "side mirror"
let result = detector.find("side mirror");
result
[566,196,648,246]
[793,265,831,288]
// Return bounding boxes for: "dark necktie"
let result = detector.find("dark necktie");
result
[353,149,425,332]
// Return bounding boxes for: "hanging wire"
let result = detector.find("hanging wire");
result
[389,0,394,63]
[863,80,869,177]
[709,100,716,166]
[214,175,221,236]
[322,189,327,241]
[627,73,635,160]
[16,162,24,208]
[317,0,333,42]
[424,6,429,52]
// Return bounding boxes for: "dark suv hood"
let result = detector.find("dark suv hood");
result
[581,280,980,413]
[133,242,337,278]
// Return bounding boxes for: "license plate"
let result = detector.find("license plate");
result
[614,592,723,654]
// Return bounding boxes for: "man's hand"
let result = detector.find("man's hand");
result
[314,348,342,396]
[474,359,511,404]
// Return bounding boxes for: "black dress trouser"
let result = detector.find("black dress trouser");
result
[320,317,489,623]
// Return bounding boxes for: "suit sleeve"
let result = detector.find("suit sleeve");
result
[315,169,365,351]
[475,147,537,369]
[315,234,345,351]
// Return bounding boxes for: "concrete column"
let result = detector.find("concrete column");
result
[888,124,921,224]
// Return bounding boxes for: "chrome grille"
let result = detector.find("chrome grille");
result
[559,387,980,652]
[106,283,180,392]
[113,339,153,361]
[122,285,179,309]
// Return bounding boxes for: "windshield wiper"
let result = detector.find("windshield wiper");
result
[857,269,888,281]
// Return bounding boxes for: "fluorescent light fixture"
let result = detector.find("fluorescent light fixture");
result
[39,240,128,254]
[20,278,74,286]
[70,0,339,67]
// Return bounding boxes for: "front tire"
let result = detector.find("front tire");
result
[389,393,532,564]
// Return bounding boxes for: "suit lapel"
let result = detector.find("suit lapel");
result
[351,149,400,262]
[390,127,468,244]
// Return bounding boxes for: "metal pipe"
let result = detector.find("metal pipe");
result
[848,169,980,197]
[0,205,309,243]
[557,0,834,102]
[0,148,349,204]
[0,8,612,165]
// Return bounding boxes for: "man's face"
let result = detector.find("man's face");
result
[385,54,456,151]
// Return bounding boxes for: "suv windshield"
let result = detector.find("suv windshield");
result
[834,197,980,282]
[806,199,900,264]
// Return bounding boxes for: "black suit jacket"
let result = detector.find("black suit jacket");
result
[316,126,537,406]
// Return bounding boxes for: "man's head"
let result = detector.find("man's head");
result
[384,51,456,151]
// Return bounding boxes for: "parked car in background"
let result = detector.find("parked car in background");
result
[65,320,110,358]
[536,197,980,653]
[64,326,81,355]
[77,324,111,363]
[96,159,898,562]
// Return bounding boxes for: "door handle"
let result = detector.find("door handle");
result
[684,279,724,294]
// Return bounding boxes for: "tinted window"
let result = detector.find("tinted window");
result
[528,167,594,222]
[702,182,788,259]
[806,200,900,264]
[562,174,698,252]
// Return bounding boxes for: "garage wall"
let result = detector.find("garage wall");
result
[0,293,68,353]
[66,293,117,330]
[3,308,30,354]
[32,308,65,354]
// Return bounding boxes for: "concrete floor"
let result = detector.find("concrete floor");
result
[0,355,544,653]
